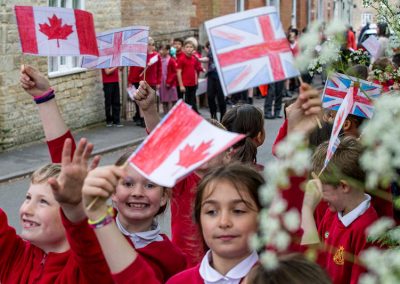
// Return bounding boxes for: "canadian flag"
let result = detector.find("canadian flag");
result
[128,100,244,187]
[15,6,98,56]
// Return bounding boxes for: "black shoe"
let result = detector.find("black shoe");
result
[264,114,275,119]
[275,114,283,119]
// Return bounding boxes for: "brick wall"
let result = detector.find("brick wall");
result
[0,0,121,150]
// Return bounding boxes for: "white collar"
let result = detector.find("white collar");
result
[338,194,371,227]
[116,215,163,249]
[199,250,258,284]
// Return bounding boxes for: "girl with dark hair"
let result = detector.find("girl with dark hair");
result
[221,104,265,166]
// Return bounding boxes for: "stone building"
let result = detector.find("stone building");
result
[0,0,311,150]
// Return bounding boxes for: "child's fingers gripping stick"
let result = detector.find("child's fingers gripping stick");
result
[84,164,127,211]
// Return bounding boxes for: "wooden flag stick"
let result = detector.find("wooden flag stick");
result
[86,161,129,211]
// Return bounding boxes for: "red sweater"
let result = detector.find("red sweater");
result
[101,68,119,83]
[171,173,205,268]
[113,255,162,284]
[46,130,76,163]
[177,54,203,87]
[0,208,112,284]
[165,264,203,284]
[134,234,187,282]
[317,206,378,284]
[165,56,178,87]
[128,52,162,86]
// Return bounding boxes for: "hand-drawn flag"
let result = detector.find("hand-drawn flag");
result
[205,6,300,96]
[82,26,149,69]
[15,6,98,56]
[362,35,380,58]
[322,72,382,119]
[321,85,356,174]
[128,100,244,187]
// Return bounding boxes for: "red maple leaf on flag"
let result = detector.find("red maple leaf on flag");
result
[39,14,73,48]
[177,140,213,168]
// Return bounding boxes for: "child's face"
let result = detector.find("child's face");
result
[184,43,194,55]
[147,43,155,53]
[113,166,167,226]
[19,183,66,251]
[159,48,169,57]
[173,41,182,52]
[321,183,345,212]
[200,180,259,261]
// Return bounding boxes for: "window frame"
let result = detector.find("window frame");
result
[47,0,87,78]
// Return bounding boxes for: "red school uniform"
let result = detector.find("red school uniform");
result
[112,255,162,284]
[46,130,76,163]
[134,234,187,282]
[128,52,162,86]
[177,53,203,87]
[0,208,113,284]
[171,172,205,268]
[101,68,119,83]
[317,205,378,284]
[166,56,178,87]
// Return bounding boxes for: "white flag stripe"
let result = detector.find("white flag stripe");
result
[33,7,80,56]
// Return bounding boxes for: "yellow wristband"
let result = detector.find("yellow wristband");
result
[88,206,114,225]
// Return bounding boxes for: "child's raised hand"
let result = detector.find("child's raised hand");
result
[303,178,323,212]
[82,165,124,220]
[287,83,322,135]
[20,65,51,97]
[48,138,98,222]
[134,80,157,112]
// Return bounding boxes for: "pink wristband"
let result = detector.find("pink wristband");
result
[34,88,54,100]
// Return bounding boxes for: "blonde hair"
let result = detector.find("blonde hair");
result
[148,36,155,46]
[31,164,61,184]
[184,37,198,48]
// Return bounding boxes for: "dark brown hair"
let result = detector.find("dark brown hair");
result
[114,151,168,216]
[312,136,365,188]
[194,163,265,226]
[247,254,331,284]
[221,104,264,164]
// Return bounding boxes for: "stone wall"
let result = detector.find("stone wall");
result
[120,0,196,36]
[0,0,122,150]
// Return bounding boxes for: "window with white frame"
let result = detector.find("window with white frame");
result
[48,0,85,77]
[361,12,373,27]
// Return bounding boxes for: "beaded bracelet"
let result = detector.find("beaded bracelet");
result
[34,88,55,104]
[88,206,115,229]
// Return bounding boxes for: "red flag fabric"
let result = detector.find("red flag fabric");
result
[128,100,244,187]
[15,6,98,56]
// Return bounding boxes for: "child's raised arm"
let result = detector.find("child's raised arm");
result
[48,138,99,222]
[301,179,323,245]
[134,81,160,132]
[20,65,76,162]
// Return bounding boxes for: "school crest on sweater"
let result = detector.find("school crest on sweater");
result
[333,246,345,266]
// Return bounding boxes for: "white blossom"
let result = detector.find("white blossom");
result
[366,217,395,240]
[260,250,279,270]
[283,209,301,232]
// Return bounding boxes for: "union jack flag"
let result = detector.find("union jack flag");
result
[82,26,149,69]
[205,7,299,96]
[321,85,355,174]
[322,72,382,119]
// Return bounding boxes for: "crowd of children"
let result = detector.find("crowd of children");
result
[3,19,400,284]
